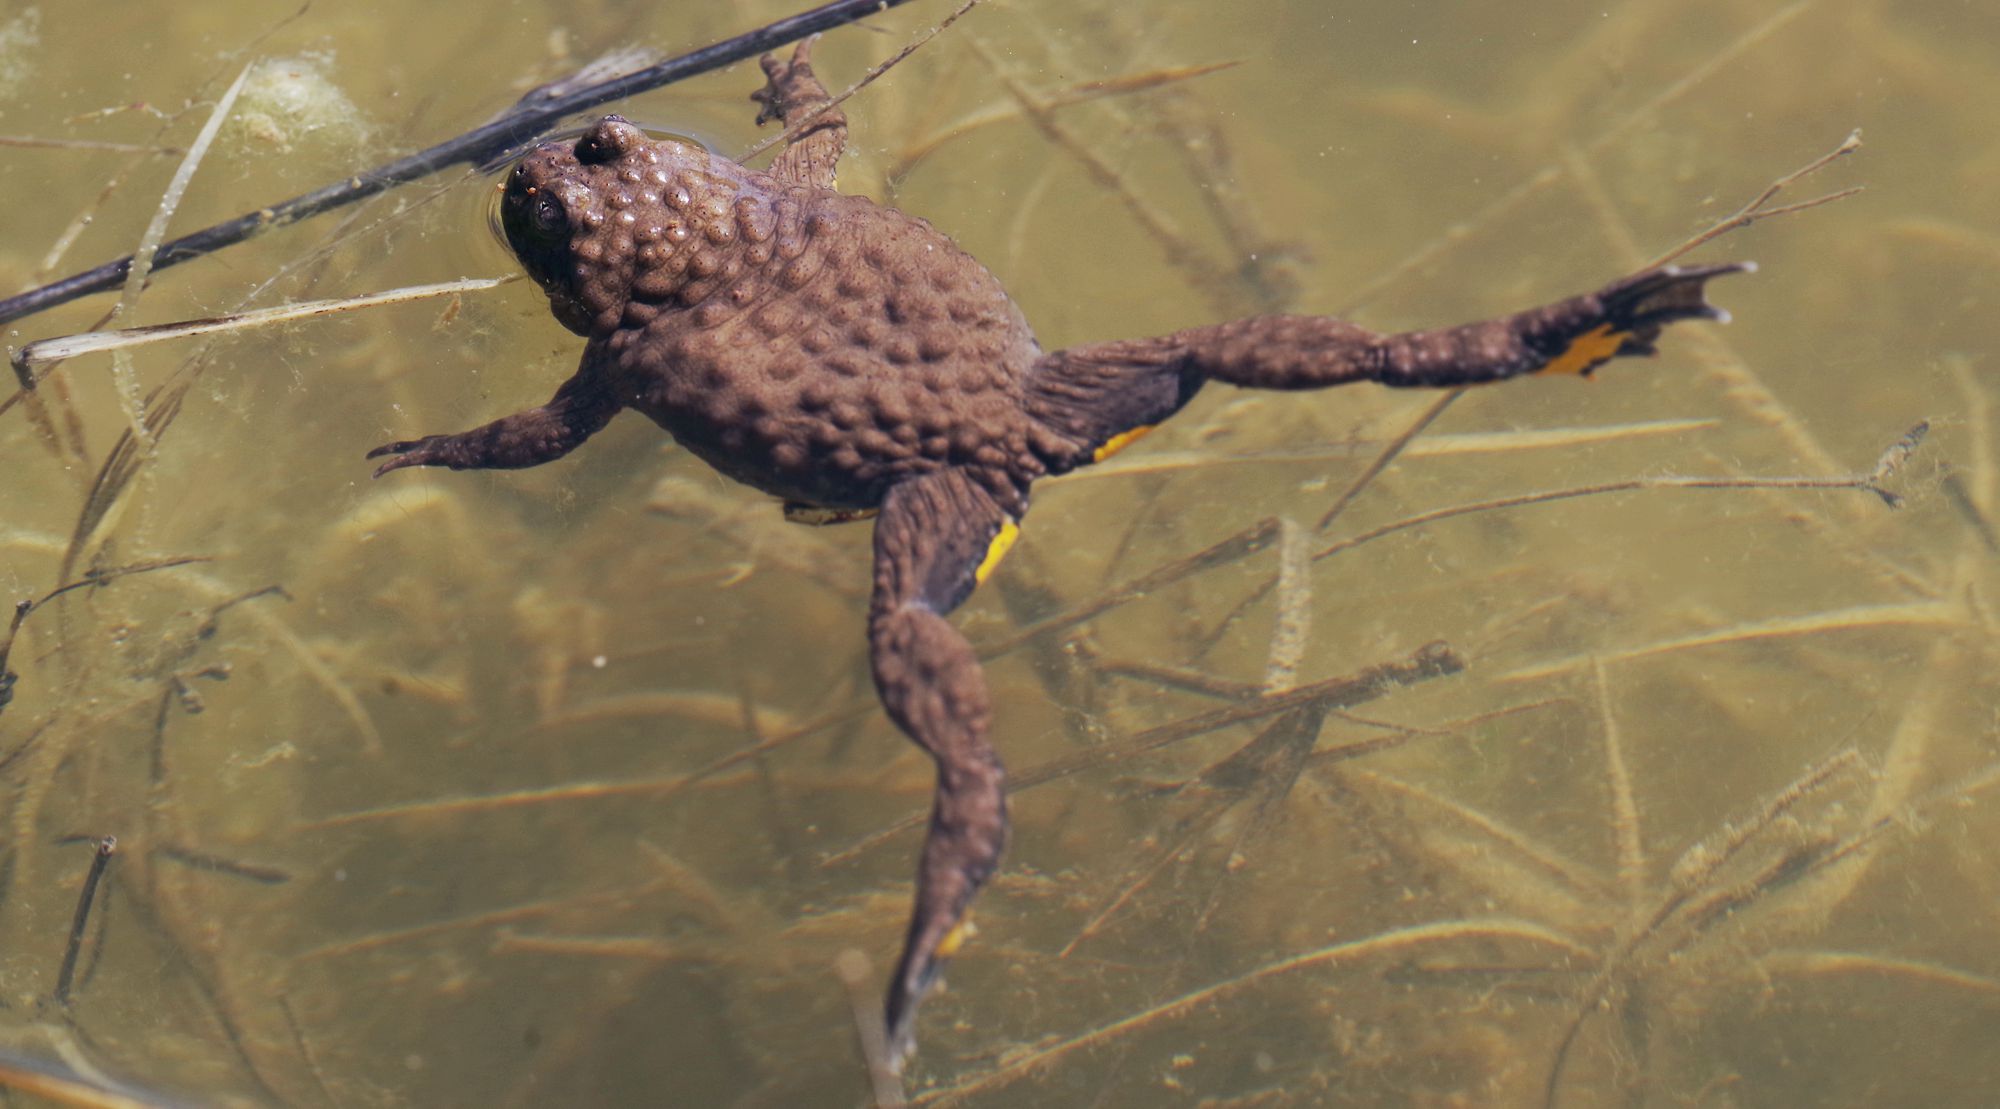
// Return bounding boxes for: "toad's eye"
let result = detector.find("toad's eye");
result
[533,194,566,235]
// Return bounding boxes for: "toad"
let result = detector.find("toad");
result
[369,41,1747,1068]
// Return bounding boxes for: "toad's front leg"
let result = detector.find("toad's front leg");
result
[368,365,621,477]
[752,37,848,191]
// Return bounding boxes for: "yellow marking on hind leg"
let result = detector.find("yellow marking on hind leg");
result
[974,519,1020,585]
[936,916,977,958]
[1092,424,1156,462]
[1537,323,1629,377]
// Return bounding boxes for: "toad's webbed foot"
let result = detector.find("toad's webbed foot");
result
[752,36,847,190]
[867,468,1018,1070]
[1024,262,1751,469]
[369,372,619,478]
[1571,261,1753,362]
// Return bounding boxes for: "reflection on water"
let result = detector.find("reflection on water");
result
[1,0,1996,1105]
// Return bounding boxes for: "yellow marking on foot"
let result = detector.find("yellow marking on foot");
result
[1092,424,1156,463]
[1537,323,1629,377]
[974,519,1020,585]
[936,917,978,959]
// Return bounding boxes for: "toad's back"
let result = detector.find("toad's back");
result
[502,119,1049,511]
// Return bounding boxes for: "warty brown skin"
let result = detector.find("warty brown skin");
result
[369,40,1749,1070]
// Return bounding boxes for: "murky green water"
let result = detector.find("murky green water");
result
[1,0,1995,1105]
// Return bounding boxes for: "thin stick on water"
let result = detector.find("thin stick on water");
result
[0,0,920,330]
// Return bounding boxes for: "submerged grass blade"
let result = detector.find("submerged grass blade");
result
[14,278,517,375]
[105,62,253,444]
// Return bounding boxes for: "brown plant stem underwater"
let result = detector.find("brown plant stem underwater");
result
[1,1,1996,1107]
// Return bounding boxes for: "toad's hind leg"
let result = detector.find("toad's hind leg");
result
[867,468,1016,1069]
[752,37,847,190]
[1024,263,1749,467]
